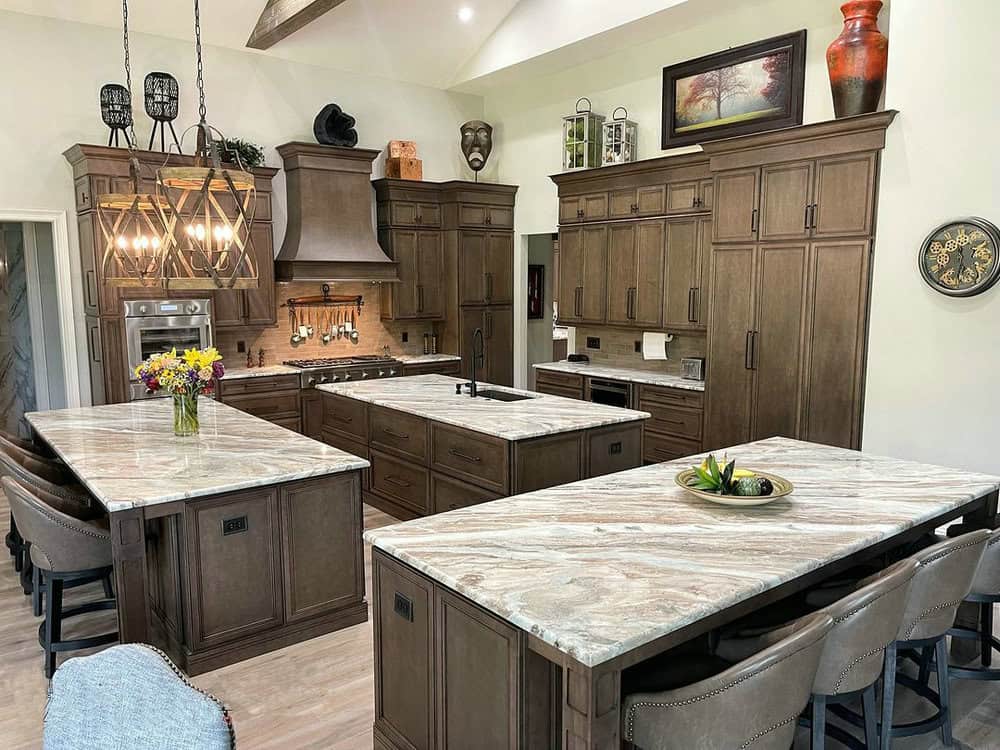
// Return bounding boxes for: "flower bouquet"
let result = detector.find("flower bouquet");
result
[134,347,225,436]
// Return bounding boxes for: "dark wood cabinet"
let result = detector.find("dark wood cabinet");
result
[401,360,462,378]
[712,168,760,243]
[533,369,584,399]
[217,375,301,430]
[390,201,441,228]
[558,225,607,325]
[607,221,664,327]
[663,216,713,331]
[215,222,278,329]
[559,192,609,223]
[759,161,814,241]
[811,153,877,238]
[459,231,513,306]
[460,306,514,387]
[380,229,445,320]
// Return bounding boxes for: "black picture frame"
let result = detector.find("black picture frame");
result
[661,30,807,149]
[527,264,545,320]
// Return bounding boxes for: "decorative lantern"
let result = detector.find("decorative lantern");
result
[96,0,168,288]
[601,107,637,166]
[562,97,604,171]
[155,0,258,291]
[144,71,181,153]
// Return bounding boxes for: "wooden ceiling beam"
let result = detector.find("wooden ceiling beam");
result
[246,0,350,50]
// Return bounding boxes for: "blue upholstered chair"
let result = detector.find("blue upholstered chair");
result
[43,644,235,750]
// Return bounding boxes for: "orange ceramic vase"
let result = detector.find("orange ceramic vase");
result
[826,0,889,117]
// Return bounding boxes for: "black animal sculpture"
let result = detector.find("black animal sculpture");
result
[313,103,358,147]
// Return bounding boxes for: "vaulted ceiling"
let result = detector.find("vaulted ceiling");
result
[0,0,694,91]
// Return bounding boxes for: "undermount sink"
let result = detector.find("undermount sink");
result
[477,389,535,403]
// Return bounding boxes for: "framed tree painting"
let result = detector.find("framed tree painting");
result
[661,30,807,149]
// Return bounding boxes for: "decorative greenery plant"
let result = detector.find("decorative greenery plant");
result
[221,138,265,168]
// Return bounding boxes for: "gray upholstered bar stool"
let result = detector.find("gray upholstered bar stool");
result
[947,528,1000,680]
[0,445,102,605]
[717,559,918,750]
[877,529,990,748]
[622,612,832,750]
[3,476,118,678]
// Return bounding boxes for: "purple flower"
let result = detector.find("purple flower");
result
[212,361,225,379]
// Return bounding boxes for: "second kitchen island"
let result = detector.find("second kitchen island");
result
[316,374,650,519]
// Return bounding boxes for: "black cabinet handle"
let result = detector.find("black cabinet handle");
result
[803,204,811,231]
[382,427,410,440]
[752,330,760,370]
[745,330,754,370]
[486,273,493,302]
[384,475,411,488]
[687,288,696,322]
[750,208,759,233]
[448,447,482,463]
[417,284,424,312]
[810,203,818,229]
[577,208,584,218]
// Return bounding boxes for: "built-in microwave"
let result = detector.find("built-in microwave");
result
[124,299,213,400]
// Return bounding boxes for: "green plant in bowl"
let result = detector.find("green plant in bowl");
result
[688,454,773,497]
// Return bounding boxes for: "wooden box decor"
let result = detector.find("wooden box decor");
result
[563,97,604,171]
[661,30,807,148]
[385,157,423,180]
[388,140,417,159]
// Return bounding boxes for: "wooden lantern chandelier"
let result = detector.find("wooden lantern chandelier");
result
[98,0,258,291]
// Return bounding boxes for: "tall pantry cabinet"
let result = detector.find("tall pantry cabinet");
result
[701,111,896,451]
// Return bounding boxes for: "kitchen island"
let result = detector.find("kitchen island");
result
[365,437,1000,750]
[26,398,370,675]
[317,374,650,519]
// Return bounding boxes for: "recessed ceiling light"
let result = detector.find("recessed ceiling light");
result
[458,6,474,23]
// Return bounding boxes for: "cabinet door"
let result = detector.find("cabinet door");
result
[186,488,283,649]
[374,552,434,750]
[634,220,665,327]
[704,245,756,450]
[606,223,636,325]
[582,192,609,221]
[802,240,870,448]
[484,306,514,387]
[435,588,521,750]
[417,203,441,227]
[698,178,714,210]
[812,153,877,239]
[244,223,277,326]
[751,243,809,442]
[485,233,513,305]
[485,205,513,229]
[77,213,101,316]
[693,217,713,327]
[85,316,106,406]
[759,161,814,241]
[637,185,667,216]
[415,231,444,318]
[101,317,130,405]
[459,231,487,305]
[663,218,699,329]
[609,188,637,219]
[580,225,608,323]
[559,196,582,224]
[391,230,421,319]
[713,169,760,243]
[666,180,700,213]
[280,474,363,622]
[300,389,323,439]
[390,201,420,226]
[556,228,584,324]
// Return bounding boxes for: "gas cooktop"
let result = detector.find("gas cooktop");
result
[283,355,403,388]
[283,355,397,369]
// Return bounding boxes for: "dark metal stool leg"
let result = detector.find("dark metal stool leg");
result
[102,571,115,600]
[20,546,33,594]
[32,565,43,617]
[811,695,827,750]
[42,573,63,679]
[935,638,953,746]
[881,642,897,750]
[862,684,878,748]
[982,603,994,668]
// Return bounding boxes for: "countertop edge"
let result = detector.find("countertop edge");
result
[533,361,706,391]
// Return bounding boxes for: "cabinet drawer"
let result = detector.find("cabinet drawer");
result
[458,203,514,229]
[430,473,501,515]
[535,383,584,401]
[220,375,300,396]
[322,393,369,441]
[645,433,701,463]
[534,369,584,397]
[430,424,509,494]
[370,406,428,463]
[587,424,643,478]
[643,402,703,441]
[390,201,441,228]
[271,416,303,433]
[638,384,704,410]
[223,391,300,420]
[371,450,430,514]
[402,360,462,377]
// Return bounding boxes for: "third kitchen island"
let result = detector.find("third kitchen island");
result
[316,374,649,519]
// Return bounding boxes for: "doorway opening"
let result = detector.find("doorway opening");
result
[524,233,571,389]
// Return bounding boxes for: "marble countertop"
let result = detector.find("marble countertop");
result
[222,364,299,380]
[318,374,649,441]
[533,361,705,391]
[366,437,1000,667]
[26,399,369,513]
[397,354,462,364]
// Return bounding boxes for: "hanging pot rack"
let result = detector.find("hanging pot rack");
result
[281,284,364,316]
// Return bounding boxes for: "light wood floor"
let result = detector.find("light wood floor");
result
[1,494,998,748]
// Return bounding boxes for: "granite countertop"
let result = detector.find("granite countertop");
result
[26,399,369,513]
[397,354,462,364]
[317,374,649,441]
[366,437,1000,667]
[222,364,299,380]
[534,360,705,391]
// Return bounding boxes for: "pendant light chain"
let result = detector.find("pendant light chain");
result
[121,0,139,151]
[194,0,207,124]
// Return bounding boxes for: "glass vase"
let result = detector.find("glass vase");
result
[172,393,200,437]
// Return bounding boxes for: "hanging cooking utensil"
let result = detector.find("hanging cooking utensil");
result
[306,307,315,338]
[350,309,359,344]
[290,307,303,344]
[338,307,347,339]
[321,309,333,344]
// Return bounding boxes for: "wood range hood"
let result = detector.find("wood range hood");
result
[275,142,399,282]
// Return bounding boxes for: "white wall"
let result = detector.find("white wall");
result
[863,0,1000,474]
[0,10,483,400]
[483,0,857,387]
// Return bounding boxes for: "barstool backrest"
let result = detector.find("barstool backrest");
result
[0,445,82,506]
[0,435,65,484]
[1,476,110,573]
[623,613,832,750]
[970,529,1000,597]
[814,558,917,695]
[898,529,990,641]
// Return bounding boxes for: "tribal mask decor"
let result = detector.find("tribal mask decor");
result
[460,120,493,175]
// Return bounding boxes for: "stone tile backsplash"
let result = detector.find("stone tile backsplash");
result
[572,327,706,376]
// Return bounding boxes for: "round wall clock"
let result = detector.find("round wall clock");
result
[919,217,1000,297]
